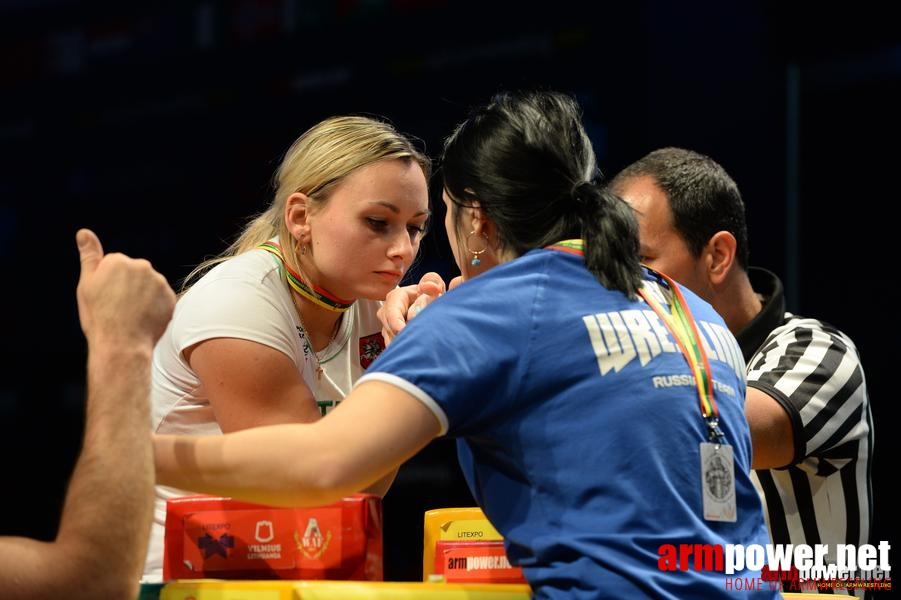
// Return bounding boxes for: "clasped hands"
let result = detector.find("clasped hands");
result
[378,272,464,345]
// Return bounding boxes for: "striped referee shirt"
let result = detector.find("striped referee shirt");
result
[739,268,874,597]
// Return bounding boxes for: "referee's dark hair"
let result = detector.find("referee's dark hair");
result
[609,147,750,270]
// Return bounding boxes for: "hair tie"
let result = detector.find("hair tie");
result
[570,180,594,207]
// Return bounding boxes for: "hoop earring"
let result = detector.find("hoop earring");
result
[465,231,489,267]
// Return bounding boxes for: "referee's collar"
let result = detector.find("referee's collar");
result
[735,267,786,364]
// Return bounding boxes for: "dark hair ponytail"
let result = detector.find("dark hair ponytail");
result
[571,182,644,299]
[442,90,644,298]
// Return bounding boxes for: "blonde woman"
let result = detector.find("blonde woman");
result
[142,116,431,581]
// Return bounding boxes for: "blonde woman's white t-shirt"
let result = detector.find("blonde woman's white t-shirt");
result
[141,245,385,582]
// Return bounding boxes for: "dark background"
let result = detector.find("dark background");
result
[0,0,897,583]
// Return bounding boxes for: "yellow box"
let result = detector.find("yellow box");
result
[423,507,525,584]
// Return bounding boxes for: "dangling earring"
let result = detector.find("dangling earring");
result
[466,231,489,267]
[292,238,306,258]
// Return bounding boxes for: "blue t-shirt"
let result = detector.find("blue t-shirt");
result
[358,247,775,599]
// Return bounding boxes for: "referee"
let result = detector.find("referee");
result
[610,147,874,598]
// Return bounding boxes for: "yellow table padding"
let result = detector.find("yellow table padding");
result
[161,580,532,599]
[161,580,299,600]
[159,578,831,598]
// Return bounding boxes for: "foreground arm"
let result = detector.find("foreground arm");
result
[188,339,398,499]
[155,380,440,508]
[185,316,386,493]
[0,229,175,599]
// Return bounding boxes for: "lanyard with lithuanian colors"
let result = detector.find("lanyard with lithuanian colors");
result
[547,239,736,520]
[637,269,726,446]
[258,241,353,312]
[638,269,738,522]
[545,240,726,444]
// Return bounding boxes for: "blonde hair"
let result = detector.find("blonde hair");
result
[181,115,431,291]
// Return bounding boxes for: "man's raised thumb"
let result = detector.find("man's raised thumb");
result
[76,228,103,274]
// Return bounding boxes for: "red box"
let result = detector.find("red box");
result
[163,493,383,581]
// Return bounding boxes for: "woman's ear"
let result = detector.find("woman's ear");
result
[461,192,497,247]
[466,200,485,234]
[285,192,312,239]
[472,205,502,249]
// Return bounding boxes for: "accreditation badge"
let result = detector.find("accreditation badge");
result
[700,442,737,522]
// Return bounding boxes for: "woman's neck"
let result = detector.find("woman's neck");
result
[291,291,343,353]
